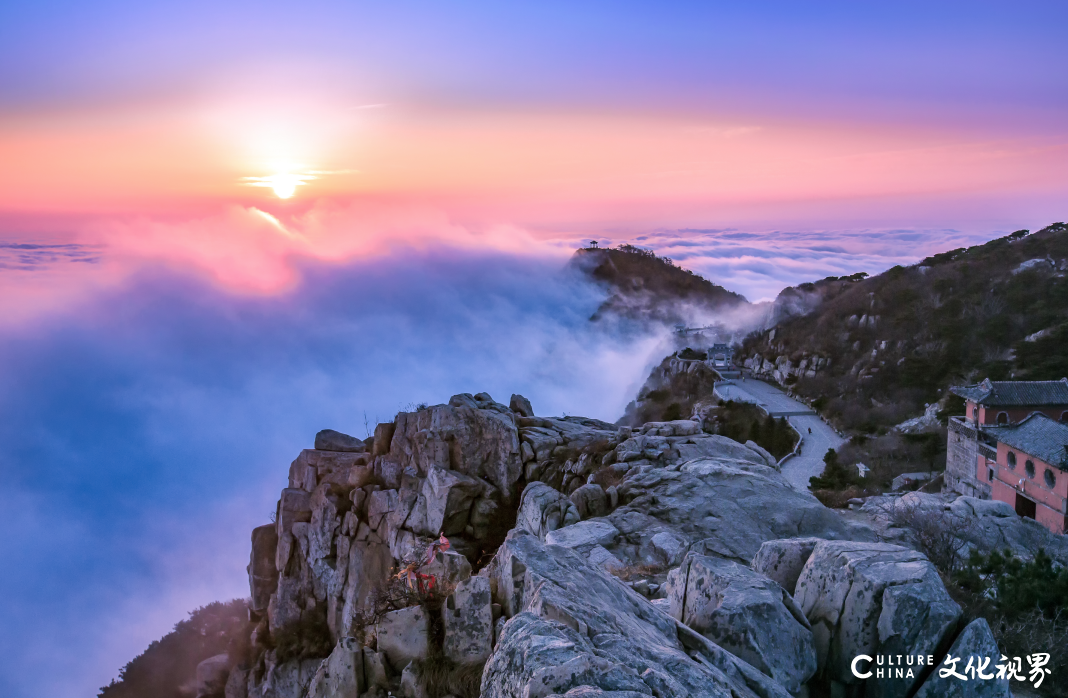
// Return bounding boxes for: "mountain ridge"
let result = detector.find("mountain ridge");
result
[738,222,1068,433]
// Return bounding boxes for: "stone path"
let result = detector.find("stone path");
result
[713,377,845,491]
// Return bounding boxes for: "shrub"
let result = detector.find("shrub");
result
[959,549,1068,617]
[881,498,974,573]
[98,599,251,698]
[948,549,1068,696]
[704,402,797,459]
[272,612,333,664]
[809,449,857,491]
[644,389,670,403]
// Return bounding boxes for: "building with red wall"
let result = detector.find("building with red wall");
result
[945,378,1068,499]
[955,378,1068,426]
[981,413,1068,534]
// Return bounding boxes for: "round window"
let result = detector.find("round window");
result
[1007,451,1017,469]
[1045,469,1056,488]
[1026,460,1035,479]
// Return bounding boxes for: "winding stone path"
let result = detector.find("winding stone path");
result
[713,377,845,491]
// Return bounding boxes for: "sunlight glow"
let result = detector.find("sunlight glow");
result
[241,172,317,199]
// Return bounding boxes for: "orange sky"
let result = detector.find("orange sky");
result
[3,96,1065,226]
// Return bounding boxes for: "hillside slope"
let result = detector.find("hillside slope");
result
[738,222,1068,432]
[98,600,251,698]
[568,244,749,326]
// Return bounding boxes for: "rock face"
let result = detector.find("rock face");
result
[389,395,522,499]
[666,553,816,694]
[480,529,791,698]
[517,415,621,494]
[248,525,279,614]
[442,576,494,664]
[570,483,609,519]
[314,429,367,452]
[237,388,988,698]
[377,605,430,670]
[913,619,1011,698]
[861,491,1068,565]
[751,537,823,595]
[794,541,962,697]
[599,457,853,567]
[515,481,580,540]
[257,658,321,698]
[305,642,364,698]
[195,653,230,697]
[509,393,534,418]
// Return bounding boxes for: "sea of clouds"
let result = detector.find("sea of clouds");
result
[0,218,1008,698]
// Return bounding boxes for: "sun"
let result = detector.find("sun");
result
[241,172,317,199]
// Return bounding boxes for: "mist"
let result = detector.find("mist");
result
[0,216,1023,698]
[0,246,670,698]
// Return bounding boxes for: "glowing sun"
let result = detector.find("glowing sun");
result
[241,172,317,199]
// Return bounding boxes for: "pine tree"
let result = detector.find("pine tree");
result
[809,448,853,490]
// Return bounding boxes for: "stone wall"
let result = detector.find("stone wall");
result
[945,417,989,499]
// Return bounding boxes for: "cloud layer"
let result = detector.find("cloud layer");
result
[0,246,674,698]
[624,226,1014,302]
[0,205,1050,698]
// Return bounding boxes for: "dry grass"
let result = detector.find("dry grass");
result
[590,464,626,489]
[414,656,486,698]
[609,563,667,582]
[812,485,876,509]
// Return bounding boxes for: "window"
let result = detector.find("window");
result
[1026,460,1035,479]
[997,412,1009,425]
[1007,451,1017,469]
[1045,469,1056,488]
[988,468,995,482]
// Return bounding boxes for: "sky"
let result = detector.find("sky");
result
[1,1,1066,696]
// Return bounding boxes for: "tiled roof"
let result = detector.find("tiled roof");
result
[988,413,1068,469]
[951,378,1068,406]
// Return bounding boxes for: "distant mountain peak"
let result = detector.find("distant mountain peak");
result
[568,244,748,327]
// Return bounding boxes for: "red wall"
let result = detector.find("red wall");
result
[970,400,1068,425]
[990,442,1067,534]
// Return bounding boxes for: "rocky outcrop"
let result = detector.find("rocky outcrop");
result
[234,389,991,698]
[515,482,580,540]
[480,530,791,698]
[742,351,832,386]
[388,393,522,500]
[508,394,534,418]
[599,457,853,567]
[794,541,962,697]
[314,429,367,453]
[305,642,364,698]
[442,576,494,664]
[517,415,620,494]
[665,553,816,693]
[377,605,429,670]
[613,425,781,472]
[860,491,1068,565]
[750,538,822,596]
[913,619,1010,698]
[249,525,279,614]
[195,654,231,698]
